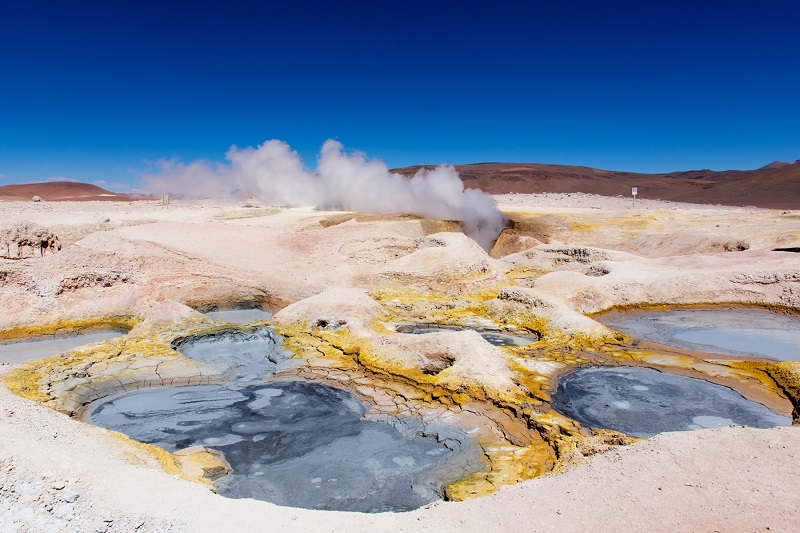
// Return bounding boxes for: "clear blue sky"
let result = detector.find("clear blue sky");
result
[1,1,799,191]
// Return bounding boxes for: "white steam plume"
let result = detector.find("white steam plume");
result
[144,140,508,250]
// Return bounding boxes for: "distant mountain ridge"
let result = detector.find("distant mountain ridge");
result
[3,161,799,209]
[394,160,800,209]
[0,181,152,201]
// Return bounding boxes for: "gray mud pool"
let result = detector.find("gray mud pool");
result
[0,330,125,365]
[88,381,476,512]
[398,324,538,347]
[173,328,288,382]
[203,308,273,323]
[552,366,791,438]
[599,308,800,361]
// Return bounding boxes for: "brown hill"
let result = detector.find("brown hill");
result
[757,161,793,171]
[395,161,800,209]
[0,182,152,202]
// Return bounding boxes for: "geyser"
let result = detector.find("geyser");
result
[552,366,791,438]
[88,381,476,512]
[144,139,508,250]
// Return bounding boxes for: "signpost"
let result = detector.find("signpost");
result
[631,187,637,207]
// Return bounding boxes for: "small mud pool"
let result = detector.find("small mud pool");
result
[0,330,125,365]
[173,329,289,382]
[397,324,538,347]
[89,381,474,512]
[552,367,792,438]
[203,308,273,323]
[599,308,800,361]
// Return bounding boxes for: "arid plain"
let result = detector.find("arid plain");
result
[1,186,799,532]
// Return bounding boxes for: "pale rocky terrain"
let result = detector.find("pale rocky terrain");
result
[1,194,799,532]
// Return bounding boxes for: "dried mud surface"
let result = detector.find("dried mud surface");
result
[1,194,799,531]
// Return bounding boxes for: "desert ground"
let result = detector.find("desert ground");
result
[1,193,799,532]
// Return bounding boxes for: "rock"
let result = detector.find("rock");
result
[173,447,232,482]
[50,502,75,521]
[0,222,61,258]
[60,487,80,503]
[494,285,614,338]
[490,233,543,258]
[367,329,521,397]
[273,287,384,336]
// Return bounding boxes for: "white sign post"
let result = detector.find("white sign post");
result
[631,187,637,207]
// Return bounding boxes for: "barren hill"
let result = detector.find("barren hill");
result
[395,161,800,209]
[0,181,152,202]
[4,161,799,209]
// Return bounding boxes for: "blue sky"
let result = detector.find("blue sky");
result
[1,1,799,191]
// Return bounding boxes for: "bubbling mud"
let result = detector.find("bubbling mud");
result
[88,381,477,512]
[552,366,792,438]
[82,327,482,512]
[396,324,539,347]
[598,308,800,361]
[172,328,291,382]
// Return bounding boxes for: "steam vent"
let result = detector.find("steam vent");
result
[2,195,800,529]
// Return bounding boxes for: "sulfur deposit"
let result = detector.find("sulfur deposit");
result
[1,195,799,531]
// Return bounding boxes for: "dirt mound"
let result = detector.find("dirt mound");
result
[0,181,152,202]
[758,160,794,171]
[395,161,800,209]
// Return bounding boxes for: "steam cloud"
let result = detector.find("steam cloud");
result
[144,140,508,250]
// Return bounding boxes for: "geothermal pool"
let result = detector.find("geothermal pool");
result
[173,328,292,382]
[397,324,538,347]
[599,308,800,361]
[203,308,273,324]
[552,366,792,438]
[88,381,474,512]
[86,327,479,511]
[0,330,125,365]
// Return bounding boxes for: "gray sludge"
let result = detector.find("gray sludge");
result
[172,328,290,382]
[552,366,791,438]
[398,325,538,347]
[0,330,124,365]
[89,381,476,512]
[599,308,800,361]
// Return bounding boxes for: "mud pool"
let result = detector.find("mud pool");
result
[599,308,800,361]
[0,330,125,365]
[397,324,538,347]
[552,366,792,438]
[88,381,476,512]
[203,308,273,323]
[173,328,290,382]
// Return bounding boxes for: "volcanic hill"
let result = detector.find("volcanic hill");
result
[0,181,152,202]
[395,160,800,209]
